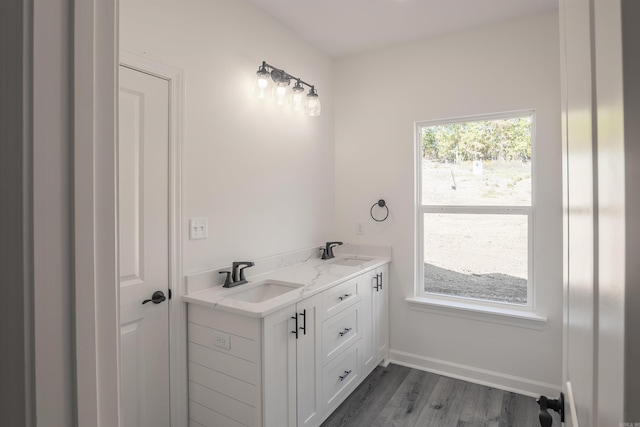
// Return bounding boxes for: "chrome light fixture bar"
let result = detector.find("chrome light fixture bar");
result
[253,61,321,117]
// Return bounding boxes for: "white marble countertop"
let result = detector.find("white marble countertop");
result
[183,250,391,318]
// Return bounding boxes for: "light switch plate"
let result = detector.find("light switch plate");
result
[189,218,208,240]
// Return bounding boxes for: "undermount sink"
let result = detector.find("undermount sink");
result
[330,256,373,267]
[222,280,304,304]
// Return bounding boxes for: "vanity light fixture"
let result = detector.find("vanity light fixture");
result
[253,61,321,117]
[253,64,271,99]
[291,80,305,112]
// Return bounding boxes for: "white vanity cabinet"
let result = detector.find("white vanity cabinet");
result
[186,295,322,427]
[358,264,389,377]
[360,268,378,374]
[263,294,322,427]
[317,283,363,417]
[187,305,264,427]
[373,264,389,363]
[186,260,390,427]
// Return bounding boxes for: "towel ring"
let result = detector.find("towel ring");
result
[370,199,389,222]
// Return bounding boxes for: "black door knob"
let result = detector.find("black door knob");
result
[142,290,167,305]
[537,393,565,426]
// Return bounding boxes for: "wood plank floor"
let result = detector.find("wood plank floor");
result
[321,364,559,427]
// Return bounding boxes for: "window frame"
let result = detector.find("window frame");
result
[414,110,536,310]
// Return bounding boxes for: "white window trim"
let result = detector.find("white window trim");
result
[414,110,543,325]
[405,296,547,330]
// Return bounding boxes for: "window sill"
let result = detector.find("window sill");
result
[405,297,547,330]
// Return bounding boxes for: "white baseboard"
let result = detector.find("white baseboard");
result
[388,349,561,398]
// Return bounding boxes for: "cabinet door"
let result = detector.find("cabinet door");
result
[360,269,378,374]
[374,265,389,361]
[264,305,297,427]
[296,294,323,427]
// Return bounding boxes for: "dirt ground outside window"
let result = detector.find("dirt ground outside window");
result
[422,160,531,305]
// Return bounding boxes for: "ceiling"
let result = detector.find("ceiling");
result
[245,0,558,58]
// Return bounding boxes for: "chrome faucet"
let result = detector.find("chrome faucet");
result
[219,261,255,288]
[321,241,343,260]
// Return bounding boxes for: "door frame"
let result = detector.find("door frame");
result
[119,50,186,426]
[73,1,120,425]
[559,0,627,425]
[73,3,188,425]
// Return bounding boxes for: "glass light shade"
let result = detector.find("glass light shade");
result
[290,86,305,112]
[305,92,321,116]
[273,81,289,106]
[253,70,271,99]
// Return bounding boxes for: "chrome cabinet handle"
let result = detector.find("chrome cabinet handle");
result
[339,370,352,381]
[338,293,352,301]
[338,327,352,337]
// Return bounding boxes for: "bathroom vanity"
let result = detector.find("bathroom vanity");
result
[183,248,390,427]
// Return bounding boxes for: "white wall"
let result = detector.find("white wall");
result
[120,0,335,275]
[121,0,562,395]
[334,12,563,394]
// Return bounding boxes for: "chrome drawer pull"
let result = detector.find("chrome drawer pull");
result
[339,370,352,381]
[338,327,352,337]
[338,293,352,301]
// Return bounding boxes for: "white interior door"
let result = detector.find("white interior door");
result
[119,65,171,427]
[560,0,597,424]
[560,0,627,426]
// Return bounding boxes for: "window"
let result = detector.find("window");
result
[416,111,534,307]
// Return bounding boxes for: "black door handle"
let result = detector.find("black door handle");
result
[537,393,564,427]
[142,290,167,305]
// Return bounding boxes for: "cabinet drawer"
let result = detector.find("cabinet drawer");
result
[321,301,361,365]
[322,277,361,316]
[322,341,361,410]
